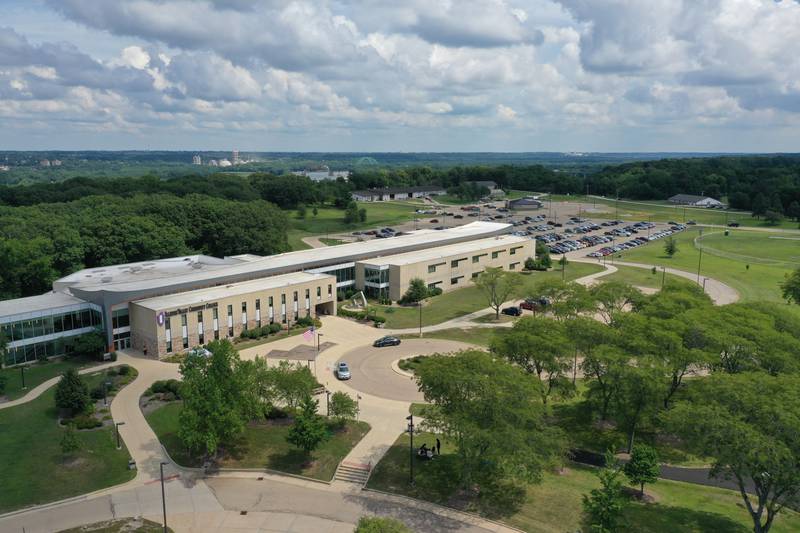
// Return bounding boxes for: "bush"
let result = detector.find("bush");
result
[109,352,117,362]
[429,287,443,296]
[73,414,102,430]
[117,365,130,376]
[355,517,411,533]
[296,315,314,327]
[268,323,283,334]
[373,315,386,325]
[90,386,106,400]
[55,368,90,415]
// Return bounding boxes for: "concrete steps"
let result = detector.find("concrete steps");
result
[334,462,371,485]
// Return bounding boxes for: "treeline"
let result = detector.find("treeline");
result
[587,155,800,211]
[0,194,288,299]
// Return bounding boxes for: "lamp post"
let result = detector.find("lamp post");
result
[159,462,168,533]
[20,365,26,390]
[702,277,708,293]
[115,421,125,449]
[696,247,704,284]
[103,381,112,406]
[661,266,666,289]
[326,390,331,416]
[418,302,423,338]
[406,414,414,485]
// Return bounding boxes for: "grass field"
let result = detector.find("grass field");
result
[377,263,604,329]
[318,237,347,246]
[599,264,696,290]
[367,432,800,533]
[549,195,800,230]
[0,357,99,401]
[398,327,507,347]
[146,402,369,481]
[286,202,421,250]
[0,370,136,513]
[616,227,794,302]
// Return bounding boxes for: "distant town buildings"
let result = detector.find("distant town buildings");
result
[232,149,240,165]
[218,159,232,167]
[507,196,543,210]
[292,165,350,181]
[39,159,50,167]
[208,159,219,167]
[0,165,9,172]
[192,155,202,165]
[668,194,724,208]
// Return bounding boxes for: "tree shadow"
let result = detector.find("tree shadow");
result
[624,502,750,532]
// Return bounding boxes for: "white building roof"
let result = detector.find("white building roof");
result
[360,234,530,267]
[132,272,334,312]
[54,222,510,296]
[0,291,88,320]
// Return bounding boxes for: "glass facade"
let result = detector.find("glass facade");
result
[364,267,389,285]
[1,307,103,366]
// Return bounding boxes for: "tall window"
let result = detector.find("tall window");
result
[197,310,204,345]
[181,314,188,349]
[165,316,172,353]
[328,284,332,296]
[316,286,321,298]
[212,308,219,340]
[227,304,234,337]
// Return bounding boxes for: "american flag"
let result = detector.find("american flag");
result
[303,326,315,342]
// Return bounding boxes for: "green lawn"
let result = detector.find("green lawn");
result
[400,327,508,347]
[0,357,100,401]
[286,202,421,250]
[600,264,696,290]
[146,402,370,481]
[0,370,136,513]
[367,432,800,533]
[378,263,604,329]
[616,227,793,302]
[319,237,347,246]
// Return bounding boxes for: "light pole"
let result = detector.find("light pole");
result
[326,390,331,416]
[696,247,703,284]
[20,366,26,390]
[103,381,112,406]
[115,421,125,449]
[406,414,414,485]
[703,277,708,293]
[661,266,666,289]
[160,462,168,533]
[418,302,423,338]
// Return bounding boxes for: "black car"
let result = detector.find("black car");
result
[501,306,522,316]
[373,336,401,347]
[728,222,740,227]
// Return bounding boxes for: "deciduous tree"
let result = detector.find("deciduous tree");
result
[55,367,90,416]
[473,267,520,320]
[624,444,660,497]
[287,394,328,454]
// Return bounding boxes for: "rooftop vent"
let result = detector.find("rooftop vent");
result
[101,276,113,283]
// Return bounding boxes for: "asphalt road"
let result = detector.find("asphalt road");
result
[335,339,478,402]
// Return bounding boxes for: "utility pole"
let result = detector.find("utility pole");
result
[661,266,666,289]
[418,302,423,338]
[160,462,168,533]
[406,415,414,485]
[696,247,703,284]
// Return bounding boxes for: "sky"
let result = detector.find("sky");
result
[0,0,799,152]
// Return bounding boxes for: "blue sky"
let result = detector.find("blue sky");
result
[1,0,799,152]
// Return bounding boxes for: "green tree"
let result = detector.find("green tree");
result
[296,203,307,219]
[534,240,552,269]
[664,373,800,533]
[416,350,565,492]
[312,206,319,217]
[751,193,768,219]
[287,394,328,454]
[780,267,800,305]
[344,201,360,224]
[178,340,252,458]
[532,279,594,321]
[354,516,411,533]
[60,424,81,457]
[590,281,642,324]
[624,444,659,497]
[764,210,782,226]
[0,373,7,396]
[787,201,800,222]
[582,452,627,533]
[54,368,90,416]
[71,331,106,360]
[358,207,367,222]
[0,332,8,370]
[401,278,429,303]
[613,363,663,453]
[328,391,359,425]
[269,361,318,410]
[663,236,678,257]
[581,345,627,421]
[473,267,520,320]
[491,317,574,405]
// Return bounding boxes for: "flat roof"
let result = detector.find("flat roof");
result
[360,234,530,267]
[132,272,334,312]
[55,221,510,296]
[0,291,88,320]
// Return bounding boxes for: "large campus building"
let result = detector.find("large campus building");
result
[1,222,529,365]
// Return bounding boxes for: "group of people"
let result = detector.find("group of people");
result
[417,438,441,460]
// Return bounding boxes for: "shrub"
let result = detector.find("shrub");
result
[161,392,176,402]
[354,517,411,533]
[150,379,182,398]
[109,352,117,362]
[73,414,102,430]
[90,386,106,400]
[429,287,443,296]
[269,323,283,334]
[373,315,386,325]
[296,315,314,327]
[0,374,7,396]
[55,368,90,415]
[117,365,130,376]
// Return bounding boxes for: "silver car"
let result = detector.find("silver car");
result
[336,362,351,380]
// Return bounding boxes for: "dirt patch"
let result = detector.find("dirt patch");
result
[61,457,88,469]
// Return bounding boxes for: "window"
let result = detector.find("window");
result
[212,308,218,320]
[255,299,260,310]
[509,262,519,270]
[181,314,187,326]
[472,253,487,263]
[428,265,437,274]
[428,281,442,289]
[293,291,298,302]
[450,276,464,285]
[165,317,172,353]
[281,294,286,304]
[328,284,332,296]
[317,286,321,298]
[305,288,310,299]
[471,271,482,279]
[492,250,505,259]
[510,246,523,255]
[450,258,466,268]
[269,296,274,307]
[227,305,233,337]
[227,305,233,316]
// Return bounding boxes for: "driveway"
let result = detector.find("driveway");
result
[336,339,477,402]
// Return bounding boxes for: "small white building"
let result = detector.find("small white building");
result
[351,186,446,202]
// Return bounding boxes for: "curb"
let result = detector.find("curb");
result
[361,487,525,533]
[390,358,415,379]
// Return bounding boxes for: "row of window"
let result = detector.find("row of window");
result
[428,249,511,274]
[3,333,86,366]
[0,308,102,344]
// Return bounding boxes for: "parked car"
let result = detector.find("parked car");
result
[373,336,401,347]
[501,306,522,316]
[429,219,439,223]
[336,362,351,380]
[728,221,740,227]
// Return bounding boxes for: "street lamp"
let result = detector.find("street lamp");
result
[20,365,26,390]
[702,277,708,293]
[115,421,125,449]
[104,381,112,406]
[661,266,666,289]
[696,246,704,284]
[418,302,423,338]
[406,414,415,485]
[326,390,331,416]
[160,462,168,533]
